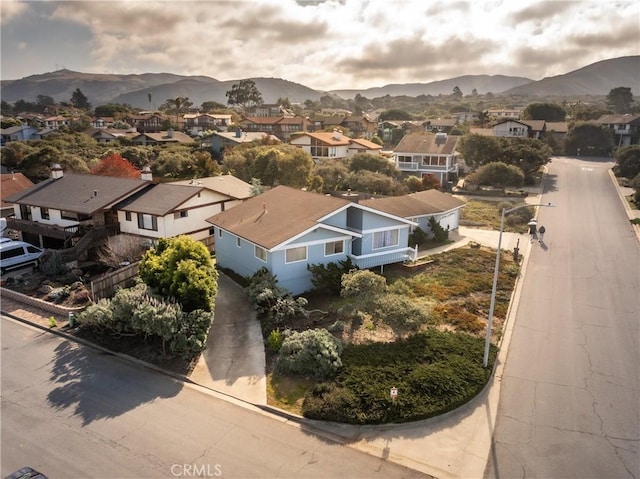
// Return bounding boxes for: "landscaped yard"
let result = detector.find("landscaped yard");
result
[458,198,534,232]
[265,244,520,423]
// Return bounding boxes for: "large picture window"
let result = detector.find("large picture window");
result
[325,240,344,256]
[285,246,307,263]
[373,229,399,249]
[137,213,158,231]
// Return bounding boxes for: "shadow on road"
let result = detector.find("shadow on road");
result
[47,339,182,426]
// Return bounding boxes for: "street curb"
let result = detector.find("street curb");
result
[608,168,640,243]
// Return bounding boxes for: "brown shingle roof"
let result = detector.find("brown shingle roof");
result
[394,133,459,154]
[170,175,253,200]
[349,138,383,150]
[1,173,35,209]
[206,185,351,249]
[360,189,465,218]
[117,183,204,216]
[4,173,151,215]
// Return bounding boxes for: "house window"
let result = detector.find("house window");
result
[218,229,223,238]
[125,211,132,221]
[40,207,50,220]
[373,229,399,249]
[137,213,158,231]
[255,245,267,262]
[236,237,241,248]
[285,246,307,263]
[209,227,215,236]
[61,211,79,221]
[325,240,344,256]
[174,211,188,219]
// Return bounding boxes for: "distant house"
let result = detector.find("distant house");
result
[340,114,378,139]
[91,117,115,129]
[545,122,569,146]
[207,185,417,295]
[492,119,545,139]
[1,173,35,218]
[595,114,640,147]
[289,130,352,160]
[248,104,295,117]
[208,130,280,156]
[43,115,76,130]
[183,113,232,136]
[360,189,466,235]
[0,125,39,143]
[422,118,458,134]
[131,130,195,146]
[240,116,307,141]
[122,113,165,133]
[86,128,137,144]
[393,133,460,187]
[453,112,479,123]
[346,137,384,156]
[307,115,347,133]
[487,109,523,120]
[170,175,253,207]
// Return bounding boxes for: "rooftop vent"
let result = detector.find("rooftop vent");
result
[435,133,448,145]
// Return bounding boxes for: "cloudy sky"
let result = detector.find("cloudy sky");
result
[1,0,639,90]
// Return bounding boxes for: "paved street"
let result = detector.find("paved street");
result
[485,157,640,478]
[1,316,430,479]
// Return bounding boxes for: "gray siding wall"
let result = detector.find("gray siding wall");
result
[214,228,271,279]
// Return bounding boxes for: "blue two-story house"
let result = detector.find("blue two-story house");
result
[206,186,417,295]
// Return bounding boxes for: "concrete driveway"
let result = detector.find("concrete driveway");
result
[189,273,267,405]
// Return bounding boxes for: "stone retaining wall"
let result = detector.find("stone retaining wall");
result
[0,287,86,316]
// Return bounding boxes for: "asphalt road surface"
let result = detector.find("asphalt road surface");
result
[1,317,430,479]
[485,157,640,478]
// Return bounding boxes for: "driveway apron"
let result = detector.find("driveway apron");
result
[190,273,267,405]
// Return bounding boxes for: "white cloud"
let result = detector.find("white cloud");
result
[1,0,639,89]
[0,0,28,25]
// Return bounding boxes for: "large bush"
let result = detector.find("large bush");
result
[371,294,430,332]
[76,281,213,357]
[340,269,387,299]
[276,328,343,379]
[138,236,217,312]
[307,258,357,295]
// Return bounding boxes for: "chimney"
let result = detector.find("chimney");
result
[50,163,63,179]
[435,132,447,145]
[141,165,153,181]
[332,128,342,140]
[236,128,242,138]
[167,128,174,138]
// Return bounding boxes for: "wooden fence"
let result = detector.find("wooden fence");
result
[90,262,140,301]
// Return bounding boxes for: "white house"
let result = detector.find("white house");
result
[289,130,352,160]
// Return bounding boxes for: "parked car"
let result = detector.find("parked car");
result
[3,467,48,479]
[0,240,44,273]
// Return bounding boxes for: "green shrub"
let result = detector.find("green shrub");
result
[307,258,357,295]
[341,269,386,299]
[371,294,429,331]
[427,216,449,242]
[408,227,428,246]
[75,299,115,332]
[276,328,343,379]
[266,329,285,352]
[139,236,218,312]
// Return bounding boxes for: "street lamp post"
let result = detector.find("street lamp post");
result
[483,202,555,368]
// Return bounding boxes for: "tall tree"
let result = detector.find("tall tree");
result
[458,134,502,169]
[91,153,140,178]
[70,88,91,109]
[225,79,263,112]
[565,122,614,156]
[522,102,566,121]
[606,87,634,114]
[613,145,640,179]
[452,86,463,99]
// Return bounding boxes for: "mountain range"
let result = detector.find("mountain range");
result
[1,56,638,110]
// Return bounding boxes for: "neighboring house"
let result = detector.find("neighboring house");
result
[208,130,280,156]
[453,111,479,123]
[341,114,378,139]
[248,104,295,117]
[492,119,545,139]
[43,115,76,130]
[422,118,458,134]
[86,128,137,144]
[131,130,195,146]
[170,174,253,208]
[115,183,226,242]
[183,113,232,136]
[3,165,152,250]
[595,114,640,147]
[1,173,35,218]
[122,114,165,133]
[307,115,347,133]
[240,116,308,141]
[487,109,522,120]
[91,117,115,129]
[393,133,460,187]
[207,185,417,295]
[289,130,352,160]
[360,189,466,236]
[1,125,39,143]
[346,137,384,156]
[545,122,569,146]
